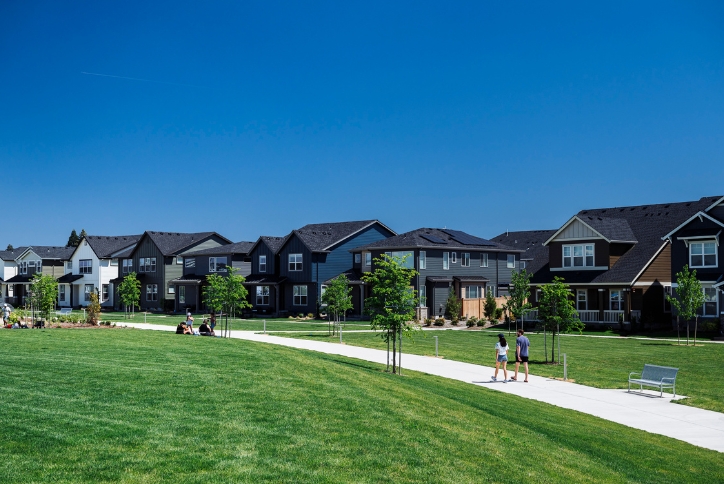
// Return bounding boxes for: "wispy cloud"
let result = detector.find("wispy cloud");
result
[81,71,204,88]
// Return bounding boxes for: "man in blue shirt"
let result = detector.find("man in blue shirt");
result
[513,329,530,382]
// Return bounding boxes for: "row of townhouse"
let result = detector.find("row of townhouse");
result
[493,195,724,329]
[0,221,523,320]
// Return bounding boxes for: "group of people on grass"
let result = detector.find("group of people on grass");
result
[491,329,530,382]
[176,312,217,337]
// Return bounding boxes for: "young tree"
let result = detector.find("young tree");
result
[6,244,13,251]
[362,254,419,374]
[537,276,583,362]
[321,274,353,335]
[79,229,88,240]
[203,267,251,337]
[86,290,101,325]
[67,229,80,247]
[504,269,532,325]
[118,272,141,318]
[667,265,706,347]
[28,273,58,321]
[483,288,498,322]
[445,287,462,322]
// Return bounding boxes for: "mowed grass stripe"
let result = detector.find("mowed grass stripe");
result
[0,330,721,483]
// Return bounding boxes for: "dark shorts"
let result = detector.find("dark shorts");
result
[517,356,529,363]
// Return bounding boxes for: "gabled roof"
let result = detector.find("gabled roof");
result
[491,230,556,274]
[0,247,27,261]
[352,228,521,252]
[247,235,288,255]
[184,241,255,257]
[323,269,365,285]
[662,211,724,241]
[17,246,75,261]
[140,231,232,256]
[543,216,636,245]
[75,234,142,259]
[290,220,396,253]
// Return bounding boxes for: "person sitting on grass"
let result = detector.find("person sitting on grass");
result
[198,319,215,337]
[491,333,509,382]
[176,322,193,335]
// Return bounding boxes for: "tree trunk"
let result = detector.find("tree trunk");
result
[386,333,390,372]
[551,330,556,363]
[676,316,680,345]
[686,319,690,346]
[694,316,698,347]
[392,327,397,374]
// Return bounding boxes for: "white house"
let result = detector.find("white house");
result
[0,247,26,305]
[5,246,74,306]
[65,235,141,308]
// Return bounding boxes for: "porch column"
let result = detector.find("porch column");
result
[624,288,631,322]
[359,284,364,316]
[598,289,605,322]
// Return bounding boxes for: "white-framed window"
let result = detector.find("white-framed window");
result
[365,252,372,267]
[20,261,27,274]
[110,258,118,266]
[419,286,427,306]
[507,254,515,269]
[487,286,496,298]
[563,244,595,268]
[462,253,470,267]
[146,284,158,301]
[466,286,482,299]
[320,284,328,300]
[179,286,186,304]
[79,259,92,274]
[384,251,414,268]
[577,289,587,311]
[122,259,132,274]
[289,254,303,272]
[354,253,361,264]
[36,261,42,273]
[609,289,623,311]
[293,285,307,305]
[451,252,457,264]
[66,261,73,271]
[184,257,195,269]
[520,261,526,269]
[259,255,267,273]
[443,252,449,270]
[480,253,488,267]
[59,285,66,302]
[168,285,175,294]
[176,256,183,265]
[84,284,94,302]
[256,286,270,305]
[102,284,109,301]
[702,286,718,317]
[139,257,156,273]
[419,251,426,270]
[209,256,228,272]
[690,241,717,268]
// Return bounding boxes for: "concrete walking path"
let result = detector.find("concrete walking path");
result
[120,322,724,453]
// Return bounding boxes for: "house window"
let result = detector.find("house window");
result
[293,285,307,305]
[419,251,426,270]
[466,286,482,299]
[110,259,118,266]
[259,255,267,273]
[122,259,133,274]
[610,290,623,311]
[690,242,717,268]
[384,251,414,268]
[320,284,328,300]
[520,261,526,269]
[480,253,488,268]
[209,257,228,272]
[102,284,109,301]
[577,290,587,311]
[365,252,371,267]
[176,256,183,265]
[59,285,66,302]
[79,259,92,274]
[289,254,303,271]
[36,261,42,273]
[507,254,515,269]
[451,252,457,264]
[184,257,195,269]
[168,285,175,294]
[20,261,27,274]
[84,284,93,302]
[702,287,718,317]
[66,261,73,271]
[139,257,156,273]
[443,252,450,270]
[460,253,470,267]
[256,286,270,305]
[419,286,427,306]
[179,286,186,304]
[146,284,158,301]
[355,253,361,264]
[563,244,595,268]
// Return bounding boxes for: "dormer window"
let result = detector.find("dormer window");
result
[563,244,594,268]
[259,255,267,273]
[690,241,717,268]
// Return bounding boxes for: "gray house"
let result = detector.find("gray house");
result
[351,228,523,320]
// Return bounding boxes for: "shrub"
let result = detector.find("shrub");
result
[434,317,445,326]
[424,318,434,327]
[466,319,476,327]
[451,319,459,326]
[307,313,314,319]
[483,290,498,321]
[298,313,305,319]
[495,308,504,320]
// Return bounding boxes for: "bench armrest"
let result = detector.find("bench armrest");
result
[661,377,677,383]
[628,372,641,379]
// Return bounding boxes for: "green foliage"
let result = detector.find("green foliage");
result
[118,273,141,315]
[483,288,497,321]
[203,267,251,317]
[28,273,58,321]
[538,276,584,361]
[66,229,80,247]
[504,269,532,320]
[6,244,13,251]
[322,274,353,326]
[86,290,101,325]
[433,317,445,326]
[667,265,705,323]
[445,288,461,322]
[79,229,87,240]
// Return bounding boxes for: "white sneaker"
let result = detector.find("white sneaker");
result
[491,376,497,381]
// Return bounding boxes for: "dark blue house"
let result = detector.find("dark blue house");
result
[243,235,288,317]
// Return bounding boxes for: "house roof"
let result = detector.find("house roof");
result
[57,273,84,283]
[142,231,232,256]
[531,196,722,285]
[5,274,34,284]
[0,247,28,261]
[291,220,395,253]
[78,235,142,259]
[19,246,75,261]
[491,230,556,275]
[352,228,521,252]
[323,269,365,285]
[243,274,287,285]
[248,236,288,255]
[185,241,255,257]
[453,275,490,283]
[662,211,724,240]
[170,274,206,285]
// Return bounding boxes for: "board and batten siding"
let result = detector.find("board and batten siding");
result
[251,242,276,274]
[553,219,600,240]
[177,235,229,255]
[132,237,166,309]
[278,235,312,283]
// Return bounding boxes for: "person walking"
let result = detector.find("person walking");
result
[512,328,531,382]
[492,333,509,382]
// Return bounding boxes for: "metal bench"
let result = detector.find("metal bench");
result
[628,364,679,397]
[56,308,72,316]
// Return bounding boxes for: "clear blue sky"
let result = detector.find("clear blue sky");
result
[2,1,723,246]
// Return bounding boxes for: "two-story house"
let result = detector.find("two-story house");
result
[274,220,396,318]
[662,196,724,333]
[351,228,523,320]
[61,234,141,308]
[112,231,231,311]
[518,196,720,327]
[5,246,74,306]
[171,240,255,312]
[243,236,288,317]
[0,247,26,305]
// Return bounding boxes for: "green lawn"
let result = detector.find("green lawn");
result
[282,329,724,413]
[1,330,722,483]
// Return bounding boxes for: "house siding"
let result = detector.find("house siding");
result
[279,235,312,282]
[638,243,671,283]
[251,242,276,275]
[549,239,609,268]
